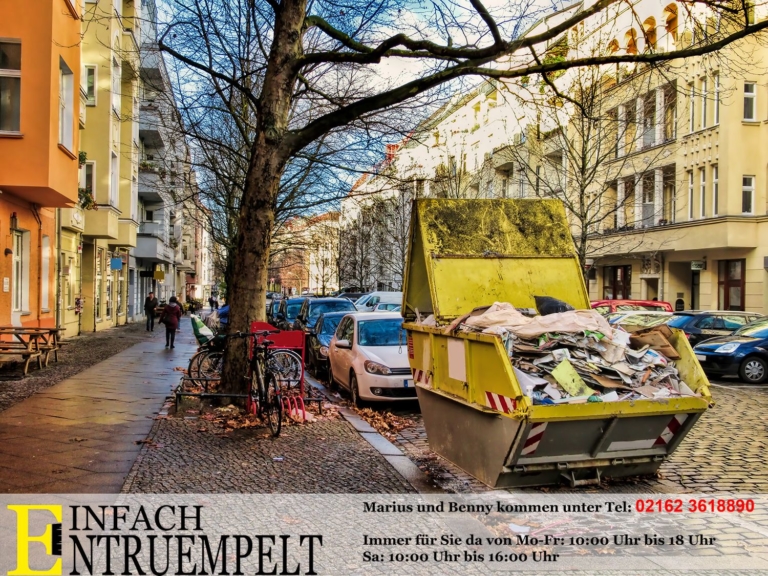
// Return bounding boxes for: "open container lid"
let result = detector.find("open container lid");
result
[402,198,590,323]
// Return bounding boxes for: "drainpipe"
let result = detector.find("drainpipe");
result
[31,204,43,328]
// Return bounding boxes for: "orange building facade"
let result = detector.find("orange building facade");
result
[0,0,81,327]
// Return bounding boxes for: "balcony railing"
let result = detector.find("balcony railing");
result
[138,221,167,240]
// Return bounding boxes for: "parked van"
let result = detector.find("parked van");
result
[355,291,402,311]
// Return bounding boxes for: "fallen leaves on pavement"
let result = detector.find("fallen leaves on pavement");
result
[353,407,416,440]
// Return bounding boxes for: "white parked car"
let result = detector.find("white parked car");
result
[372,302,401,312]
[354,291,402,312]
[328,312,415,406]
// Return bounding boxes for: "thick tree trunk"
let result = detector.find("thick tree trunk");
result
[218,0,306,397]
[218,149,284,397]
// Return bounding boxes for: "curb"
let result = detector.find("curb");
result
[304,372,445,494]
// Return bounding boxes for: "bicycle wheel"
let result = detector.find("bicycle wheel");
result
[197,350,224,380]
[267,349,303,388]
[187,350,207,378]
[264,373,282,437]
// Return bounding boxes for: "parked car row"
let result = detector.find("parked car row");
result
[594,300,767,384]
[264,291,413,404]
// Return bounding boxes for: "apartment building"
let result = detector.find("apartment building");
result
[344,0,768,314]
[0,0,81,328]
[78,0,140,332]
[133,0,194,314]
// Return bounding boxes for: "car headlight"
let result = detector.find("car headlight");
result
[715,342,740,354]
[364,360,392,375]
[319,346,329,357]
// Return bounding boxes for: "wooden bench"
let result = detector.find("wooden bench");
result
[0,344,43,375]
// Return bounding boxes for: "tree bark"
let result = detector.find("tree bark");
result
[218,0,307,397]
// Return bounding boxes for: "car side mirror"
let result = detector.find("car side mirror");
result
[335,339,351,349]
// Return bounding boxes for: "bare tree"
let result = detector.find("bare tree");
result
[156,0,768,393]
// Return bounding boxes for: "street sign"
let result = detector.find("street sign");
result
[691,260,706,271]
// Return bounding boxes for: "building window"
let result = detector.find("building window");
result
[81,161,95,198]
[536,166,541,193]
[41,235,50,311]
[59,58,74,150]
[110,152,119,206]
[0,41,21,133]
[712,165,719,216]
[117,269,124,315]
[700,78,707,129]
[713,73,720,125]
[718,260,745,311]
[106,272,113,318]
[699,167,706,218]
[96,248,103,320]
[744,82,756,121]
[500,177,508,198]
[12,231,23,312]
[687,170,694,220]
[112,57,121,113]
[689,84,695,132]
[84,65,96,105]
[603,265,632,300]
[742,175,755,214]
[518,166,525,198]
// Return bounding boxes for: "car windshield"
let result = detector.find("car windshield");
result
[286,303,302,319]
[309,301,355,321]
[319,316,342,335]
[271,301,280,313]
[667,315,692,328]
[734,321,768,339]
[357,319,406,347]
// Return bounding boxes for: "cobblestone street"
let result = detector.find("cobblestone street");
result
[392,380,768,494]
[124,412,415,493]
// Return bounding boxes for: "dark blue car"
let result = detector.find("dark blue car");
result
[693,319,768,384]
[306,311,352,377]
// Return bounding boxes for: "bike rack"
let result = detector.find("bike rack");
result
[250,321,313,422]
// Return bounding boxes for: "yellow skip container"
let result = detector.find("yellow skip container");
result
[402,199,711,488]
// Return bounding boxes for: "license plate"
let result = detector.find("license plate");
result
[695,354,707,362]
[404,379,413,388]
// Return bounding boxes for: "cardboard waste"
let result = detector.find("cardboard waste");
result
[416,301,699,406]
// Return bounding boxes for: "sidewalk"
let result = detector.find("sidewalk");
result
[0,321,196,493]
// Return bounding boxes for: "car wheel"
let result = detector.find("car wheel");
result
[740,357,768,384]
[350,373,363,408]
[327,364,338,390]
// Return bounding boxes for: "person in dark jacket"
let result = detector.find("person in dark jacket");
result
[144,292,159,331]
[208,296,215,311]
[160,296,183,348]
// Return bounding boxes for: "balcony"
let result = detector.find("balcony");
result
[113,219,138,248]
[178,259,194,272]
[140,47,168,91]
[589,216,762,257]
[139,103,165,148]
[60,207,85,232]
[136,222,174,263]
[138,170,166,203]
[83,206,120,239]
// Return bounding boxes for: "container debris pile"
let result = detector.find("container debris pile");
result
[421,302,700,406]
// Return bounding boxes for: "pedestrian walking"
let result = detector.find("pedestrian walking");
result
[159,296,182,349]
[144,292,159,332]
[214,298,219,310]
[208,296,214,311]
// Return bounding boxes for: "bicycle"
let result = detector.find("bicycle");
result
[187,333,302,389]
[238,330,283,437]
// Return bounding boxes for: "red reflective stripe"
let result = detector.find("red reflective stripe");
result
[486,392,499,411]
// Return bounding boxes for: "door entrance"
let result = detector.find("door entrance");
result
[691,270,700,310]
